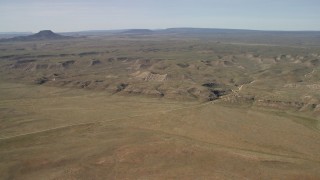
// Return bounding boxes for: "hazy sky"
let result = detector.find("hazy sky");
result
[0,0,319,32]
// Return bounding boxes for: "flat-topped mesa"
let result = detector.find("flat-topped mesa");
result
[0,30,72,42]
[29,30,65,39]
[34,30,56,37]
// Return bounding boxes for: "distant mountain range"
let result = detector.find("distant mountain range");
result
[1,28,320,45]
[62,28,320,39]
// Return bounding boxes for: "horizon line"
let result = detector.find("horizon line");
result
[1,27,320,34]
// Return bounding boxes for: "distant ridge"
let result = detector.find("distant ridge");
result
[0,30,73,42]
[120,29,153,35]
[61,28,320,37]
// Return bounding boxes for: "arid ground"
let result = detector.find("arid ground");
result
[0,30,320,179]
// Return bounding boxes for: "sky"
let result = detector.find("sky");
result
[0,0,319,32]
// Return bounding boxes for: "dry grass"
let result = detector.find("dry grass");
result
[0,82,320,179]
[1,35,320,179]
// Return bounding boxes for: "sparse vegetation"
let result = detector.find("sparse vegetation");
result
[0,30,320,179]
